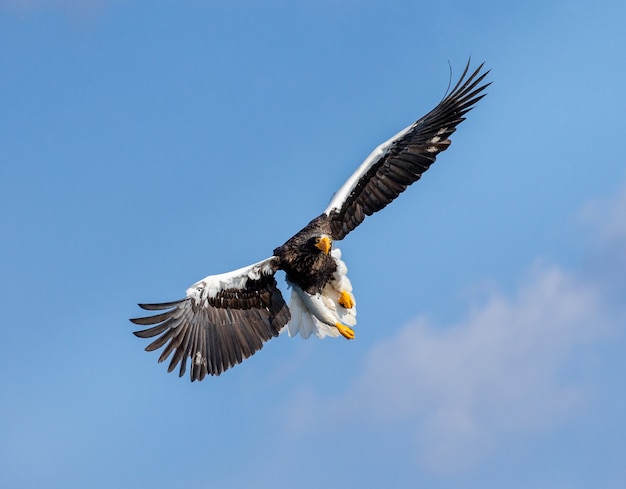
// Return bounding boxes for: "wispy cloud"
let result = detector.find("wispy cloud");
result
[335,263,608,471]
[283,183,626,473]
[580,181,626,245]
[579,181,626,299]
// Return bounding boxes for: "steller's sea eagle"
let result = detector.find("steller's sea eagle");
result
[131,62,490,381]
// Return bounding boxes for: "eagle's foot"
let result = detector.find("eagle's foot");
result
[335,322,355,340]
[338,290,355,309]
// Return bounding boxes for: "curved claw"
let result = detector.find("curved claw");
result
[338,290,355,309]
[335,322,355,340]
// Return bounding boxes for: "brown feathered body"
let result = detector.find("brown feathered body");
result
[273,214,337,294]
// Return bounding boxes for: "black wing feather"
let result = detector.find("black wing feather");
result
[131,268,290,381]
[328,61,490,240]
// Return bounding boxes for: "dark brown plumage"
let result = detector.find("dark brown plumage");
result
[273,214,337,294]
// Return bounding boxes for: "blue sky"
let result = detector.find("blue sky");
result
[1,1,625,488]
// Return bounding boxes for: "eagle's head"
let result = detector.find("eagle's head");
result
[309,234,332,255]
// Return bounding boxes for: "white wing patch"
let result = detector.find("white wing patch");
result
[324,121,414,215]
[282,248,357,339]
[186,257,276,305]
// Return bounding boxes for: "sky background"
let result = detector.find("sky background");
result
[1,1,625,488]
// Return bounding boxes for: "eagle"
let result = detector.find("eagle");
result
[131,62,490,381]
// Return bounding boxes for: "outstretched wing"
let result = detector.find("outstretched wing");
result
[325,61,490,240]
[130,258,290,381]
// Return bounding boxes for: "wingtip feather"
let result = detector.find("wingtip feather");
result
[138,300,184,311]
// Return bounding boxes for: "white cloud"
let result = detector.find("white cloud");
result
[327,263,608,471]
[283,184,626,473]
[580,180,626,245]
[579,181,626,299]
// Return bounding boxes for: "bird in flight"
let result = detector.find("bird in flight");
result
[131,61,490,381]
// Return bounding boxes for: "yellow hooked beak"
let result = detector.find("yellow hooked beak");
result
[315,236,332,255]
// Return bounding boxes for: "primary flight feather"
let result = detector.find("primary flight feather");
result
[131,61,490,381]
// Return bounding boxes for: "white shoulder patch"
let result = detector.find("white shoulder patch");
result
[324,121,414,215]
[185,257,275,305]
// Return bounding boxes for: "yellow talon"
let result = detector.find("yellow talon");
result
[338,290,355,309]
[335,322,355,340]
